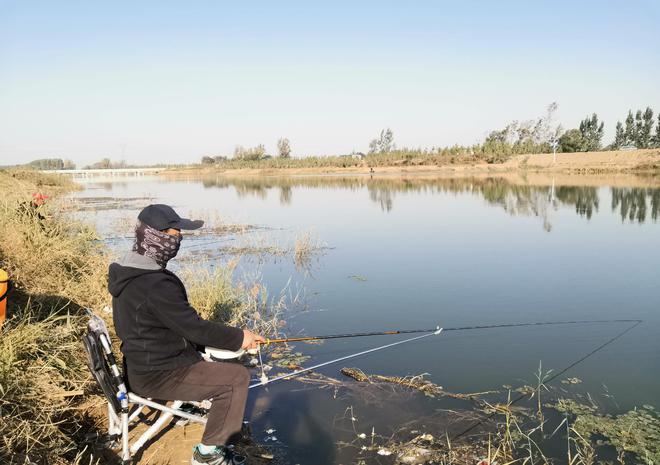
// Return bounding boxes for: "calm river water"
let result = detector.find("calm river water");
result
[71,173,659,464]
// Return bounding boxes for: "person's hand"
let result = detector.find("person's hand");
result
[241,329,266,350]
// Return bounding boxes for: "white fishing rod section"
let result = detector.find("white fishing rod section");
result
[249,326,443,389]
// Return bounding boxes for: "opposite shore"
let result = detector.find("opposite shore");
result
[164,149,660,177]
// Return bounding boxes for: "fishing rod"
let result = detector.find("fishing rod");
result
[255,318,642,345]
[204,318,641,360]
[204,318,644,390]
[248,326,444,389]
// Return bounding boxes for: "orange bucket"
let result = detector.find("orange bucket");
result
[0,269,8,329]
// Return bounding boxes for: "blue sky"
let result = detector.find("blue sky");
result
[1,1,659,166]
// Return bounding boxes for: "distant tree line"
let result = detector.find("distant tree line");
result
[197,104,660,167]
[365,103,564,161]
[364,104,660,158]
[558,107,660,153]
[200,138,292,165]
[83,158,128,169]
[27,158,76,170]
[613,107,658,149]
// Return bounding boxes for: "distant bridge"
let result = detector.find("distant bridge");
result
[48,168,163,178]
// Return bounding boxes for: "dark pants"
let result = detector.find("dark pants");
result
[128,361,250,445]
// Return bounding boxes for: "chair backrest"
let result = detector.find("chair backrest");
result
[81,310,123,414]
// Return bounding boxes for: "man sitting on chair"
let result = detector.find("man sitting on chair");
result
[108,204,264,465]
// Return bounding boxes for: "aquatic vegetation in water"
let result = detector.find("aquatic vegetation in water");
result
[265,344,311,370]
[339,367,494,401]
[552,401,660,464]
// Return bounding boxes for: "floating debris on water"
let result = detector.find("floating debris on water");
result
[340,367,494,400]
[561,377,582,384]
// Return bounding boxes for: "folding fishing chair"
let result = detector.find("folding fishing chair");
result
[81,310,208,464]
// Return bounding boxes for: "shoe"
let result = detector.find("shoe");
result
[191,445,246,465]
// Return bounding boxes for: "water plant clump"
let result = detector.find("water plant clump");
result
[552,401,660,464]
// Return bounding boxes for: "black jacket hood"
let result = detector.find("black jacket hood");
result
[108,262,162,297]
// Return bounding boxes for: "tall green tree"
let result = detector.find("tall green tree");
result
[634,110,645,147]
[624,110,636,146]
[559,129,585,153]
[636,107,655,148]
[578,113,604,151]
[613,121,625,149]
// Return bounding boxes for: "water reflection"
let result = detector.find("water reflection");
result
[368,185,394,212]
[279,186,292,205]
[556,186,599,219]
[188,175,660,228]
[611,188,660,223]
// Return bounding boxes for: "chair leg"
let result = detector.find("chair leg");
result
[128,404,145,423]
[108,402,121,436]
[130,400,183,454]
[121,410,130,463]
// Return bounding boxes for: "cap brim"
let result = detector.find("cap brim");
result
[174,218,204,230]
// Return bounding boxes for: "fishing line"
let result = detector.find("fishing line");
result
[449,318,642,442]
[242,319,642,388]
[249,328,444,389]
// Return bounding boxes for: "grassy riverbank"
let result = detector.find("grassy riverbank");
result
[169,149,660,177]
[0,170,283,464]
[0,170,108,464]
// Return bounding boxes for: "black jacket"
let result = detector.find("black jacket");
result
[108,262,244,373]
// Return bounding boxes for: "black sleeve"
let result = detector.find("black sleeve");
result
[147,276,244,351]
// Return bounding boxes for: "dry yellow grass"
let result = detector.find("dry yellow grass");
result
[0,169,108,464]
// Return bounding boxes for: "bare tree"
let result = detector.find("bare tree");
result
[368,128,395,154]
[234,144,266,161]
[277,138,291,158]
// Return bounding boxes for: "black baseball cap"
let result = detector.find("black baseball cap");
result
[138,204,204,230]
